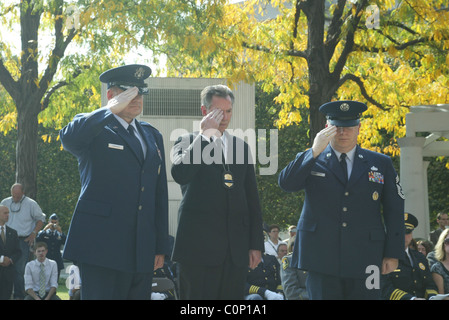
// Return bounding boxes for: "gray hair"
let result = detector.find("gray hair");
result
[11,183,24,192]
[200,85,234,110]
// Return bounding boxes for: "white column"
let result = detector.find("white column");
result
[422,160,430,240]
[398,137,428,239]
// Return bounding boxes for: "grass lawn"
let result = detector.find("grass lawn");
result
[57,281,70,300]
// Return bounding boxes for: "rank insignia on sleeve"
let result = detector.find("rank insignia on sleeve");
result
[396,175,405,199]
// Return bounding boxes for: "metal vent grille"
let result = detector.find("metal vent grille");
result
[143,88,202,117]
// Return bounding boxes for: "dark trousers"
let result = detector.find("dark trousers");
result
[79,263,152,300]
[178,252,246,300]
[306,271,381,300]
[0,276,13,300]
[24,292,61,300]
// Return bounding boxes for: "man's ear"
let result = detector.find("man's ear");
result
[201,105,208,116]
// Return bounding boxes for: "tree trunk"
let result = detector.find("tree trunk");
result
[304,0,329,143]
[15,104,39,200]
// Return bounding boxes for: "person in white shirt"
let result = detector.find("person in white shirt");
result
[264,225,287,257]
[24,242,60,300]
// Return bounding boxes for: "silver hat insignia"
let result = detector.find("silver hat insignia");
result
[340,103,350,112]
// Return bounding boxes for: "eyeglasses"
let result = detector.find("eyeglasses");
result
[10,197,24,213]
[444,238,449,245]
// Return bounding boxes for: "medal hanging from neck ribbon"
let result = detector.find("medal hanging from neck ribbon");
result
[215,135,234,189]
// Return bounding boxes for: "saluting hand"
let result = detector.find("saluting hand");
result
[312,125,337,158]
[107,87,139,115]
[200,109,224,139]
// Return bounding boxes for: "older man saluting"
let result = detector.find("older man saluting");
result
[279,100,405,299]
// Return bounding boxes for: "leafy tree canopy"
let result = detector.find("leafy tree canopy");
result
[162,0,449,157]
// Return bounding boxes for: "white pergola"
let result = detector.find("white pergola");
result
[398,104,449,239]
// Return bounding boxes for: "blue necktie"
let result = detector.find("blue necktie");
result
[127,125,144,162]
[340,153,348,183]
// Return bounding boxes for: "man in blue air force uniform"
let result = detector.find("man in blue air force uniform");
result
[60,64,169,299]
[278,101,405,299]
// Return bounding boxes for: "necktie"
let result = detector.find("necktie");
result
[1,226,5,244]
[340,153,348,183]
[127,125,144,162]
[39,263,46,298]
[215,136,226,163]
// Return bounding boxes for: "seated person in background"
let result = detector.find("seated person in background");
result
[280,236,309,300]
[430,229,449,295]
[416,239,434,258]
[276,243,288,264]
[381,213,438,300]
[245,253,284,300]
[24,242,60,300]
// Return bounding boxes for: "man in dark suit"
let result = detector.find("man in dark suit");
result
[278,100,405,299]
[60,64,169,299]
[0,205,22,300]
[171,84,264,300]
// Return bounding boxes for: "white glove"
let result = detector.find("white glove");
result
[151,292,167,300]
[311,125,337,158]
[107,86,139,114]
[264,290,284,300]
